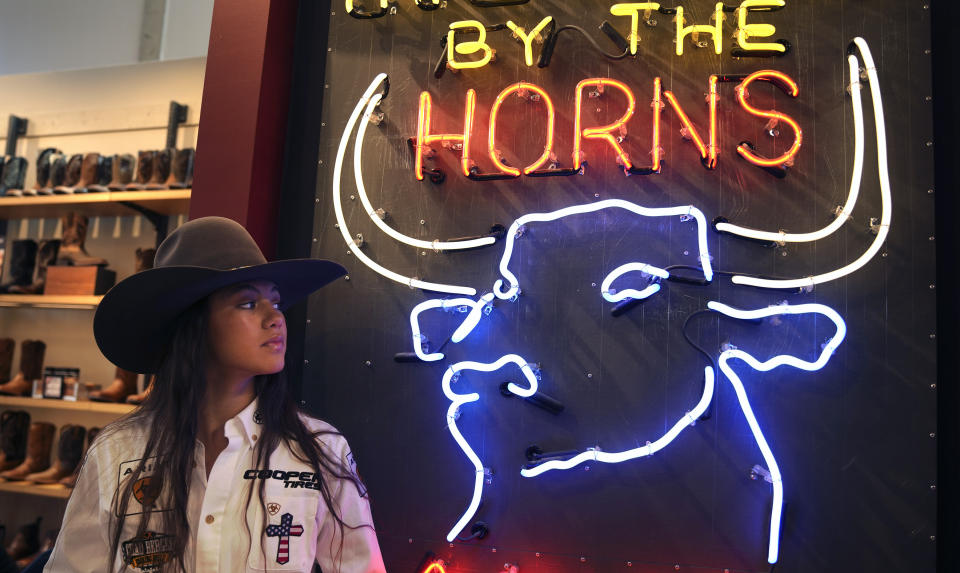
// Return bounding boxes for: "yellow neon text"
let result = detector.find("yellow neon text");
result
[609,3,661,55]
[675,2,724,55]
[505,17,553,67]
[737,0,786,52]
[447,20,494,70]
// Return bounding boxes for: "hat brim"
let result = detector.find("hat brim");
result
[94,259,346,373]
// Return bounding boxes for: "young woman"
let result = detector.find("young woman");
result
[44,217,385,572]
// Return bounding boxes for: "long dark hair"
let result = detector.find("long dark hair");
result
[96,298,365,572]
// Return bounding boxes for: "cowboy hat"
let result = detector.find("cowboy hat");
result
[94,216,346,373]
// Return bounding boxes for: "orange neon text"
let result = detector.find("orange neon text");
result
[412,72,801,180]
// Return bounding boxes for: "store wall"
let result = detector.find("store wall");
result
[0,0,213,76]
[0,57,204,387]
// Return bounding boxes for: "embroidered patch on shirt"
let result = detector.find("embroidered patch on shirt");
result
[267,502,281,516]
[265,513,304,565]
[347,452,369,498]
[117,457,168,516]
[242,468,322,490]
[121,531,174,571]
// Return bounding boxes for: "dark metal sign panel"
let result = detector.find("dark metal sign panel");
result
[304,1,936,571]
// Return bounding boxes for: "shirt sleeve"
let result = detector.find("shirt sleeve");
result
[314,438,385,573]
[44,447,111,573]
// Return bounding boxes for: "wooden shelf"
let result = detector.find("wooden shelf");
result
[0,395,134,415]
[0,480,71,499]
[0,294,103,309]
[0,189,190,219]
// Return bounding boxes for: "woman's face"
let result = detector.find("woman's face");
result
[206,280,286,381]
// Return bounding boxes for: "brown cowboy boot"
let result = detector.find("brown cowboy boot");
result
[107,153,136,191]
[0,410,31,471]
[70,153,101,193]
[145,148,173,190]
[125,150,155,190]
[8,240,60,294]
[59,426,99,488]
[89,367,138,403]
[0,340,46,397]
[126,375,154,404]
[0,338,13,383]
[166,148,194,189]
[55,213,108,266]
[86,154,112,193]
[0,422,55,480]
[27,425,86,484]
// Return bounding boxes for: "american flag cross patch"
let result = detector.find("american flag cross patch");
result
[265,512,304,565]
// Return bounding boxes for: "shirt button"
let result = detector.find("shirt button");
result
[205,515,215,524]
[251,434,258,441]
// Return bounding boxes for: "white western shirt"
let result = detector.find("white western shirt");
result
[45,400,385,572]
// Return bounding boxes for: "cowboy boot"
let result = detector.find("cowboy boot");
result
[145,148,173,190]
[27,425,86,484]
[8,241,60,294]
[0,410,31,471]
[0,340,45,396]
[0,239,37,293]
[5,517,41,561]
[90,367,138,403]
[0,156,28,197]
[126,375,154,404]
[59,426,99,487]
[68,153,101,194]
[55,213,107,266]
[86,154,113,193]
[22,148,59,197]
[52,153,83,194]
[166,148,194,189]
[0,339,13,384]
[37,153,66,196]
[125,150,155,191]
[0,422,54,480]
[107,153,135,191]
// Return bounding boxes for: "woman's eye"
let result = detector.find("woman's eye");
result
[239,301,256,309]
[272,301,282,310]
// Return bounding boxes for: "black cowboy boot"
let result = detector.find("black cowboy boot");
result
[0,339,13,384]
[0,156,28,197]
[22,148,59,197]
[0,240,38,293]
[53,154,84,194]
[37,153,66,196]
[0,410,31,472]
[8,241,60,294]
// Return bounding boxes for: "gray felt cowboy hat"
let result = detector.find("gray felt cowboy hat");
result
[94,216,346,373]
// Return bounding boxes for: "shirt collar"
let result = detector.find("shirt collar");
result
[224,397,262,448]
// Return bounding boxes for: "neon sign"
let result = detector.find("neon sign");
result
[414,72,802,180]
[330,30,890,565]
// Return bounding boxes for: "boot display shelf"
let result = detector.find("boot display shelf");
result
[0,294,101,309]
[0,480,71,499]
[0,396,133,415]
[0,189,190,220]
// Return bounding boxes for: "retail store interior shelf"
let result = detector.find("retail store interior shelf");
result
[0,396,134,415]
[0,189,191,219]
[0,480,71,499]
[0,294,103,309]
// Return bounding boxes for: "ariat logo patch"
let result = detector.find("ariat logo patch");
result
[118,458,168,516]
[243,469,322,490]
[121,531,173,571]
[267,502,281,516]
